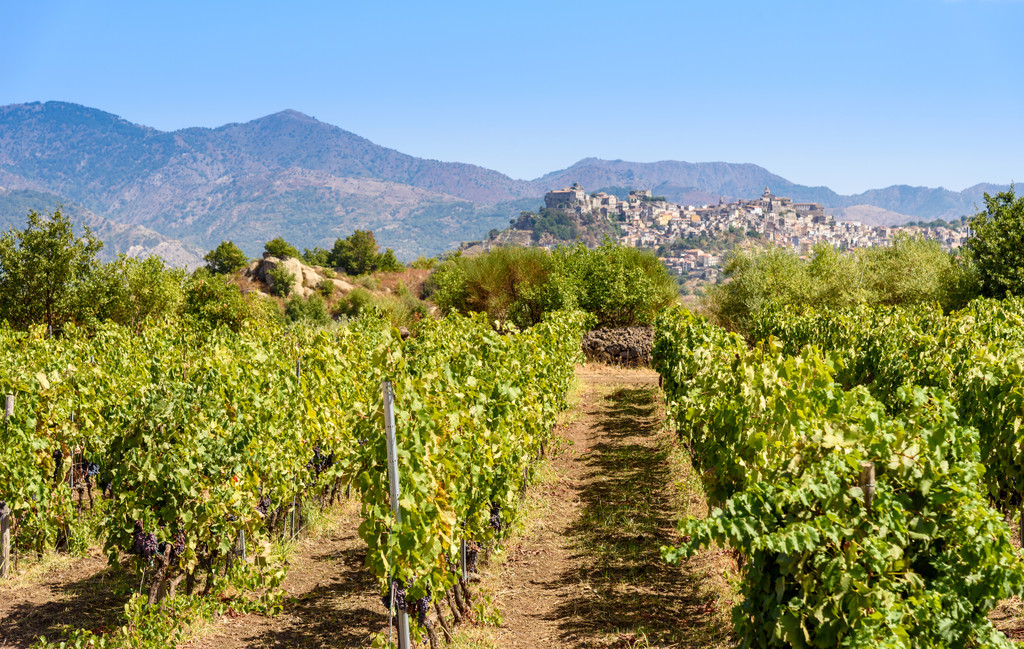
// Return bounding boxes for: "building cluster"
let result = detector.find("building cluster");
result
[544,183,970,281]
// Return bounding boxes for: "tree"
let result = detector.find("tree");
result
[965,187,1024,298]
[204,241,249,275]
[328,230,404,275]
[0,208,103,331]
[264,236,300,260]
[302,247,331,267]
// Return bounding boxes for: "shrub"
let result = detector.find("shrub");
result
[427,242,675,329]
[410,256,438,270]
[964,186,1024,298]
[180,269,277,331]
[556,240,676,327]
[83,256,188,332]
[284,294,331,326]
[203,241,249,275]
[266,264,296,297]
[0,207,103,331]
[301,246,331,267]
[328,230,403,274]
[430,246,571,329]
[264,236,301,260]
[705,237,980,337]
[357,275,380,291]
[336,287,374,318]
[316,278,335,298]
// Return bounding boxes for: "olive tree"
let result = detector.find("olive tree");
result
[0,208,103,331]
[965,187,1024,298]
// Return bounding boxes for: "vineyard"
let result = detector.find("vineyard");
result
[0,309,589,648]
[653,300,1024,647]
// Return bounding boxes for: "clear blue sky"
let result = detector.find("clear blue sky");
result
[2,0,1021,194]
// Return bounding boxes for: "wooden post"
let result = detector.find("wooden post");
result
[460,539,468,580]
[295,357,301,379]
[1,502,11,578]
[4,395,12,421]
[383,380,411,649]
[859,462,876,511]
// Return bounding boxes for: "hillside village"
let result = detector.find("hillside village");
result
[540,183,971,282]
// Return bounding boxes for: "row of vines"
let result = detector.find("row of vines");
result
[652,304,1024,648]
[0,309,589,647]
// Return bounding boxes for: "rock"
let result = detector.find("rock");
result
[301,267,321,289]
[581,327,654,366]
[261,256,308,297]
[331,278,355,294]
[399,326,411,340]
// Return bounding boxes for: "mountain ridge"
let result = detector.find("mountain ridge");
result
[0,101,1012,261]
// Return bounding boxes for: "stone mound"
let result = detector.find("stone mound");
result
[581,327,653,366]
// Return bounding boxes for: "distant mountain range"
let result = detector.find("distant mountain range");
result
[0,101,1011,266]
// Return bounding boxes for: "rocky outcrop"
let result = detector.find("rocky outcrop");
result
[582,327,653,366]
[244,255,354,299]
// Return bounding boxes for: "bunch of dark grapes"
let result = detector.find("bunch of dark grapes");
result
[86,462,100,478]
[170,530,186,560]
[131,521,158,560]
[256,496,272,517]
[489,501,503,534]
[411,590,431,627]
[380,578,407,612]
[465,541,480,573]
[306,446,335,480]
[52,449,64,483]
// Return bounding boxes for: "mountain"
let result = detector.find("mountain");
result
[0,101,537,260]
[0,101,1012,264]
[0,189,206,267]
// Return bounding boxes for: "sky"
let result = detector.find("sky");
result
[1,0,1022,194]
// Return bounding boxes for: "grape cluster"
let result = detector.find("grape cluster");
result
[489,501,504,534]
[131,520,158,560]
[256,496,272,517]
[412,590,431,628]
[306,446,334,480]
[465,541,480,573]
[380,578,407,612]
[52,448,64,483]
[170,530,186,559]
[86,462,101,477]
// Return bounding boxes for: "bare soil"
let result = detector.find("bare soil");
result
[471,365,734,648]
[0,547,133,647]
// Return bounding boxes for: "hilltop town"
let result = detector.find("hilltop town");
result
[495,183,970,284]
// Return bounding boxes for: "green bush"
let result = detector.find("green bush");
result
[0,207,103,331]
[264,236,301,260]
[284,294,331,326]
[316,278,335,298]
[704,237,980,336]
[430,246,572,329]
[965,186,1024,298]
[557,240,676,327]
[266,264,296,297]
[410,256,438,270]
[82,256,188,332]
[336,287,374,318]
[301,246,331,267]
[180,270,277,331]
[427,242,675,329]
[203,241,249,275]
[328,230,404,274]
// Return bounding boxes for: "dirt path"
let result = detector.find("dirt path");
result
[479,365,733,648]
